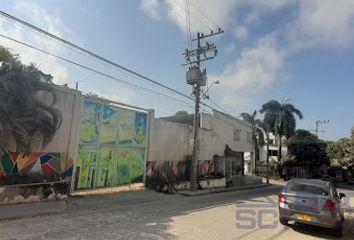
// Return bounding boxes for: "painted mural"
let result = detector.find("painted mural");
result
[0,67,75,185]
[0,152,73,182]
[134,112,147,145]
[100,105,119,144]
[75,99,148,190]
[77,146,97,189]
[96,146,115,187]
[79,100,101,144]
[118,109,135,145]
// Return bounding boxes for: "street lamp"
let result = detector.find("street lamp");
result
[204,80,219,99]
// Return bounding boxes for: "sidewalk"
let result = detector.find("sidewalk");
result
[0,182,273,221]
[0,188,180,221]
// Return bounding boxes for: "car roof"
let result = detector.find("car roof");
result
[287,178,329,187]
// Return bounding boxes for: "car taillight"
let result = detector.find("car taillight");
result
[278,193,286,203]
[324,199,336,210]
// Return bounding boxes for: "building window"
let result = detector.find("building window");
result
[246,132,252,143]
[268,150,278,157]
[233,129,241,141]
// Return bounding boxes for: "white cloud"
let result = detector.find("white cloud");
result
[140,0,237,33]
[140,0,163,21]
[211,35,284,107]
[224,42,236,55]
[234,26,248,40]
[0,1,75,85]
[287,0,354,50]
[140,0,354,110]
[211,0,354,109]
[95,87,136,104]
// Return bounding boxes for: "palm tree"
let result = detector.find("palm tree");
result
[0,46,62,153]
[260,99,303,163]
[241,110,265,174]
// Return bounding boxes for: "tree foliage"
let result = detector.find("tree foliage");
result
[285,129,329,168]
[260,99,303,160]
[241,111,265,163]
[174,110,189,116]
[326,128,354,168]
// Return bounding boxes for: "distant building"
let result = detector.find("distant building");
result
[147,110,254,188]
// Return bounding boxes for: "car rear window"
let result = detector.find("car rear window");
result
[285,182,328,196]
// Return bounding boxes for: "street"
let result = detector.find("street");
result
[0,183,353,240]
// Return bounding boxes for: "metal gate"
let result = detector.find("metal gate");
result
[73,99,149,190]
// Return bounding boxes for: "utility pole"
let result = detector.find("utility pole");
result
[266,131,270,184]
[183,29,223,191]
[316,120,329,137]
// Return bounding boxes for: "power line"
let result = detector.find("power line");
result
[187,0,221,30]
[174,0,241,57]
[0,10,228,114]
[0,33,194,110]
[0,10,194,102]
[207,97,229,114]
[161,0,204,34]
[185,0,192,49]
[1,14,189,97]
[172,0,213,31]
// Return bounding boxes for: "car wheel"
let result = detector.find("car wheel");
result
[333,222,343,237]
[279,218,288,226]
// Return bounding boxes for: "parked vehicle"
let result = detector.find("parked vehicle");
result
[278,179,346,236]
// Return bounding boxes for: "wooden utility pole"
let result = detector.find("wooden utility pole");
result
[183,29,223,191]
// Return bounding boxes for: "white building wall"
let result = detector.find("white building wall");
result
[148,110,253,164]
[198,129,225,160]
[148,118,192,163]
[45,86,82,160]
[200,110,253,156]
[258,145,287,163]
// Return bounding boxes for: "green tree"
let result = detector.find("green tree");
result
[0,46,61,153]
[174,110,189,116]
[241,111,265,173]
[285,129,329,170]
[327,128,354,168]
[260,99,303,162]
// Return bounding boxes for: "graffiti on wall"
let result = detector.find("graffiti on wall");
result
[75,99,148,190]
[146,159,218,184]
[198,160,215,177]
[0,152,73,178]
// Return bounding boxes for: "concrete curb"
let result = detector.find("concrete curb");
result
[178,183,272,197]
[0,200,67,221]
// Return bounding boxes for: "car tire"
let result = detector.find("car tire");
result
[333,220,343,237]
[279,218,288,226]
[333,226,343,237]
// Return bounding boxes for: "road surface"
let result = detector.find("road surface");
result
[0,183,353,240]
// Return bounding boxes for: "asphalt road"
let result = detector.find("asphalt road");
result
[0,183,353,240]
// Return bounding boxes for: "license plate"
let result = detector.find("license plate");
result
[298,214,312,222]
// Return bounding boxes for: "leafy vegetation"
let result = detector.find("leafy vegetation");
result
[285,129,329,168]
[260,99,303,161]
[326,128,354,168]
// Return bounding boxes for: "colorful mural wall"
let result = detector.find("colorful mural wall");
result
[0,71,77,185]
[0,152,73,184]
[75,99,148,190]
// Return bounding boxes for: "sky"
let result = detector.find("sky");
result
[0,0,353,141]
